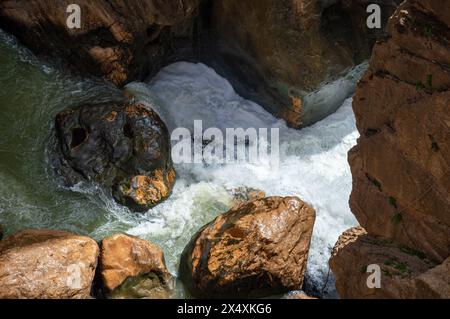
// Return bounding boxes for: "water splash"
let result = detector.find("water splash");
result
[126,62,360,296]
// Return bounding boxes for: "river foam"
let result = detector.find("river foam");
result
[0,27,360,296]
[126,62,360,296]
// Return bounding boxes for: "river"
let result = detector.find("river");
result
[0,29,362,298]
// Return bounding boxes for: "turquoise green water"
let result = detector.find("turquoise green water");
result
[0,31,234,298]
[0,29,362,298]
[0,30,130,239]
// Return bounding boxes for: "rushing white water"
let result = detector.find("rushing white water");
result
[0,26,360,296]
[126,62,360,295]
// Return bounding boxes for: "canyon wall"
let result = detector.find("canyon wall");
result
[330,0,450,298]
[0,0,200,86]
[0,0,400,127]
[204,0,401,127]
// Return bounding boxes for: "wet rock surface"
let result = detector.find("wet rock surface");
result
[53,102,175,212]
[180,196,316,298]
[98,233,173,299]
[204,0,401,127]
[0,0,401,127]
[0,229,99,299]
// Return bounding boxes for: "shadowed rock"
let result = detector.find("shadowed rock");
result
[0,0,200,86]
[53,102,175,212]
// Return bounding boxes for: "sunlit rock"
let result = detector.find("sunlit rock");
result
[0,229,99,299]
[180,196,316,298]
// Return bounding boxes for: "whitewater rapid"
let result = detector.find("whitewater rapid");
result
[125,62,360,296]
[0,27,360,296]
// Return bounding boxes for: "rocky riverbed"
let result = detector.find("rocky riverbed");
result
[0,0,448,299]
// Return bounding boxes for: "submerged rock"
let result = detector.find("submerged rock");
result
[99,234,173,299]
[53,102,175,212]
[0,229,99,299]
[330,227,450,299]
[180,196,316,298]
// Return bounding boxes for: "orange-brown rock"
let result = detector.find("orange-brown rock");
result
[207,0,401,127]
[0,229,99,299]
[349,0,450,262]
[330,227,450,299]
[331,0,450,299]
[180,196,316,298]
[0,1,401,127]
[0,0,199,86]
[99,234,173,299]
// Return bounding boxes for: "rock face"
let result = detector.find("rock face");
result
[205,0,401,127]
[0,229,99,299]
[0,0,199,86]
[53,102,176,212]
[180,197,316,298]
[99,234,173,299]
[330,227,450,299]
[0,0,401,127]
[350,0,450,263]
[331,0,450,299]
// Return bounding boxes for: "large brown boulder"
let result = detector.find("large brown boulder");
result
[330,227,450,299]
[53,102,176,212]
[0,229,99,299]
[180,196,316,298]
[349,0,450,262]
[0,0,199,86]
[99,234,173,299]
[205,0,401,127]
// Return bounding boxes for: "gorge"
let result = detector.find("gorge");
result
[0,0,449,299]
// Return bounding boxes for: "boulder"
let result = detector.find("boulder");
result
[180,196,316,298]
[99,234,173,299]
[205,0,401,127]
[0,229,99,299]
[53,102,176,212]
[348,0,450,262]
[330,227,450,299]
[0,0,200,86]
